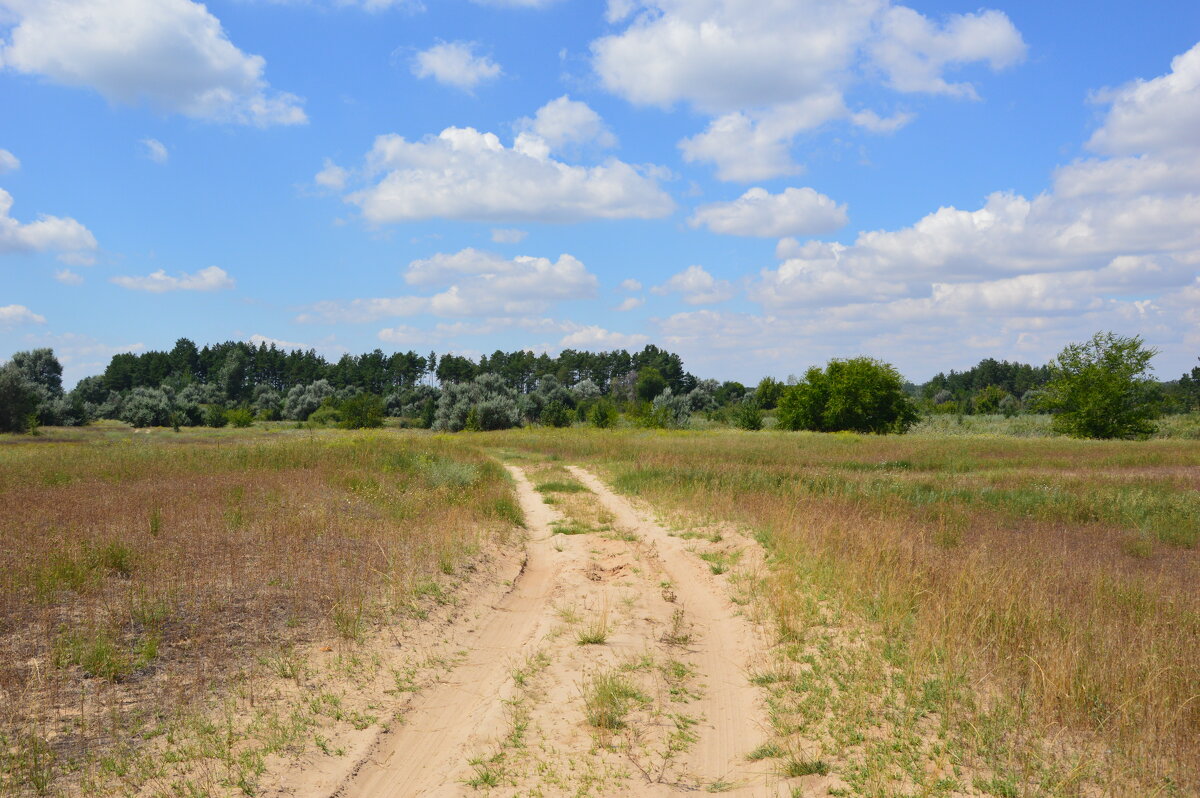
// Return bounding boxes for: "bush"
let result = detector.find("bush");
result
[308,403,342,427]
[227,407,255,428]
[732,401,763,431]
[589,399,618,429]
[1038,331,1161,439]
[433,374,520,432]
[119,387,174,428]
[339,393,385,429]
[205,404,229,428]
[282,379,334,421]
[754,377,785,410]
[649,388,691,429]
[777,357,919,434]
[540,400,572,428]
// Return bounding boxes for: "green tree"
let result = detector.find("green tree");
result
[754,377,784,410]
[777,357,919,434]
[339,393,385,429]
[1038,332,1161,439]
[973,385,1009,414]
[634,367,667,402]
[0,362,40,432]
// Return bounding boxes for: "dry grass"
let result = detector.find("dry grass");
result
[0,425,520,796]
[481,427,1200,795]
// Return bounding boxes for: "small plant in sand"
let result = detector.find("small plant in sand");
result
[576,605,610,645]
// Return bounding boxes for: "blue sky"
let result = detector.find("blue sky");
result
[2,0,1198,386]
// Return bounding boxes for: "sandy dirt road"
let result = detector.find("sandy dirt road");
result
[322,463,788,797]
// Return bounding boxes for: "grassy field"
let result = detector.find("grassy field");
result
[0,425,521,796]
[3,422,1197,796]
[482,427,1200,796]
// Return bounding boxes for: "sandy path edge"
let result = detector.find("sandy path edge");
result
[566,465,782,795]
[323,464,563,798]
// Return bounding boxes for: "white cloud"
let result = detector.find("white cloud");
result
[299,248,599,322]
[516,95,616,151]
[0,188,98,257]
[0,304,45,327]
[559,325,648,350]
[411,41,501,91]
[614,296,644,311]
[664,41,1198,379]
[315,159,349,191]
[378,325,430,345]
[868,7,1026,98]
[690,187,848,237]
[141,138,168,164]
[594,0,1022,180]
[652,265,735,305]
[15,332,144,387]
[619,278,642,292]
[345,126,674,223]
[110,265,235,293]
[0,149,19,173]
[0,0,306,126]
[491,228,528,244]
[54,268,84,285]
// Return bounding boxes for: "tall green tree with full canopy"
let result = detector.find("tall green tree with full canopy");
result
[777,357,919,434]
[1038,332,1161,439]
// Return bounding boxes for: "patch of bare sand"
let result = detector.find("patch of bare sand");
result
[287,463,792,797]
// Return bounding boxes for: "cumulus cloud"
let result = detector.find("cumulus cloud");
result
[110,265,235,293]
[868,7,1026,97]
[315,159,349,191]
[690,187,848,237]
[0,304,45,327]
[54,268,84,285]
[0,149,19,173]
[619,278,642,292]
[593,0,1023,180]
[344,126,674,223]
[559,325,648,350]
[613,296,644,311]
[141,138,168,164]
[0,0,306,126]
[16,332,145,387]
[516,95,616,151]
[0,188,98,258]
[411,41,501,91]
[299,248,599,321]
[709,41,1200,378]
[652,265,735,305]
[491,228,528,244]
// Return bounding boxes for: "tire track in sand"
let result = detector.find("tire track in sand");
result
[331,465,560,797]
[332,463,783,797]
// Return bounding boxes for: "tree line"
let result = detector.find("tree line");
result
[1,333,1196,438]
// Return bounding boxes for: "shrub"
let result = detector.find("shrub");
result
[282,379,334,421]
[777,357,919,434]
[754,376,785,410]
[649,388,691,429]
[589,399,618,429]
[205,404,229,428]
[308,404,342,427]
[339,393,385,429]
[227,407,255,428]
[433,374,520,432]
[540,400,572,428]
[119,387,174,428]
[732,401,763,431]
[1038,331,1161,439]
